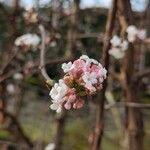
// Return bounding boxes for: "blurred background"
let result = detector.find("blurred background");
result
[0,0,150,150]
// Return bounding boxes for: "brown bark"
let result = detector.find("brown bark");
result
[0,83,5,123]
[66,0,80,58]
[91,0,118,150]
[0,109,33,149]
[53,1,80,150]
[0,0,20,75]
[54,110,67,150]
[117,1,144,150]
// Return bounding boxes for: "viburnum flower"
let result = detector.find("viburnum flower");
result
[13,73,23,80]
[6,84,15,94]
[110,35,121,47]
[109,47,125,59]
[126,25,147,42]
[44,143,55,150]
[109,35,128,59]
[15,33,40,49]
[49,55,107,113]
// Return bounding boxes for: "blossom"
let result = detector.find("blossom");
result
[126,25,138,42]
[71,59,86,74]
[110,35,121,47]
[13,73,23,80]
[49,79,68,101]
[137,29,147,40]
[49,55,107,112]
[121,40,129,51]
[126,25,147,42]
[50,102,62,113]
[109,35,128,59]
[109,47,125,59]
[15,33,40,48]
[80,55,98,65]
[6,84,15,94]
[62,62,73,73]
[82,72,97,92]
[45,143,55,150]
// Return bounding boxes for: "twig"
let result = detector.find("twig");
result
[0,47,18,75]
[92,0,118,150]
[134,68,150,81]
[39,24,54,86]
[0,108,33,148]
[105,102,150,109]
[0,56,73,83]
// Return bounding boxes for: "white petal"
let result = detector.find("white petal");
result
[110,35,121,47]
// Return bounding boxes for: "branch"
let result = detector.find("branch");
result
[0,56,73,83]
[0,47,18,75]
[92,0,118,149]
[105,102,150,109]
[0,109,33,148]
[109,67,121,81]
[39,24,54,86]
[134,68,150,81]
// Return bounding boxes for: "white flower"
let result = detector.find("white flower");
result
[137,29,147,40]
[61,62,73,73]
[15,33,40,48]
[80,55,98,65]
[50,102,62,113]
[49,79,68,113]
[89,59,98,64]
[50,41,57,47]
[109,36,128,59]
[100,68,107,79]
[82,72,98,92]
[13,73,23,80]
[80,55,90,61]
[49,79,68,101]
[82,72,97,85]
[45,143,55,150]
[110,35,121,47]
[121,40,128,51]
[126,25,138,42]
[6,84,15,94]
[109,47,125,59]
[126,25,138,35]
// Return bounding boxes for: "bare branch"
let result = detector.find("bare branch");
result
[39,24,54,86]
[134,68,150,81]
[92,0,118,149]
[105,102,150,109]
[0,108,33,148]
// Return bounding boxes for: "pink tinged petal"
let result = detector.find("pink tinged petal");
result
[72,59,86,70]
[68,95,76,103]
[137,29,147,40]
[99,77,104,83]
[64,102,71,110]
[73,99,84,109]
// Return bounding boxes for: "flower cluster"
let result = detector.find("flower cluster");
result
[15,33,40,49]
[109,35,128,59]
[49,55,107,113]
[126,25,147,42]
